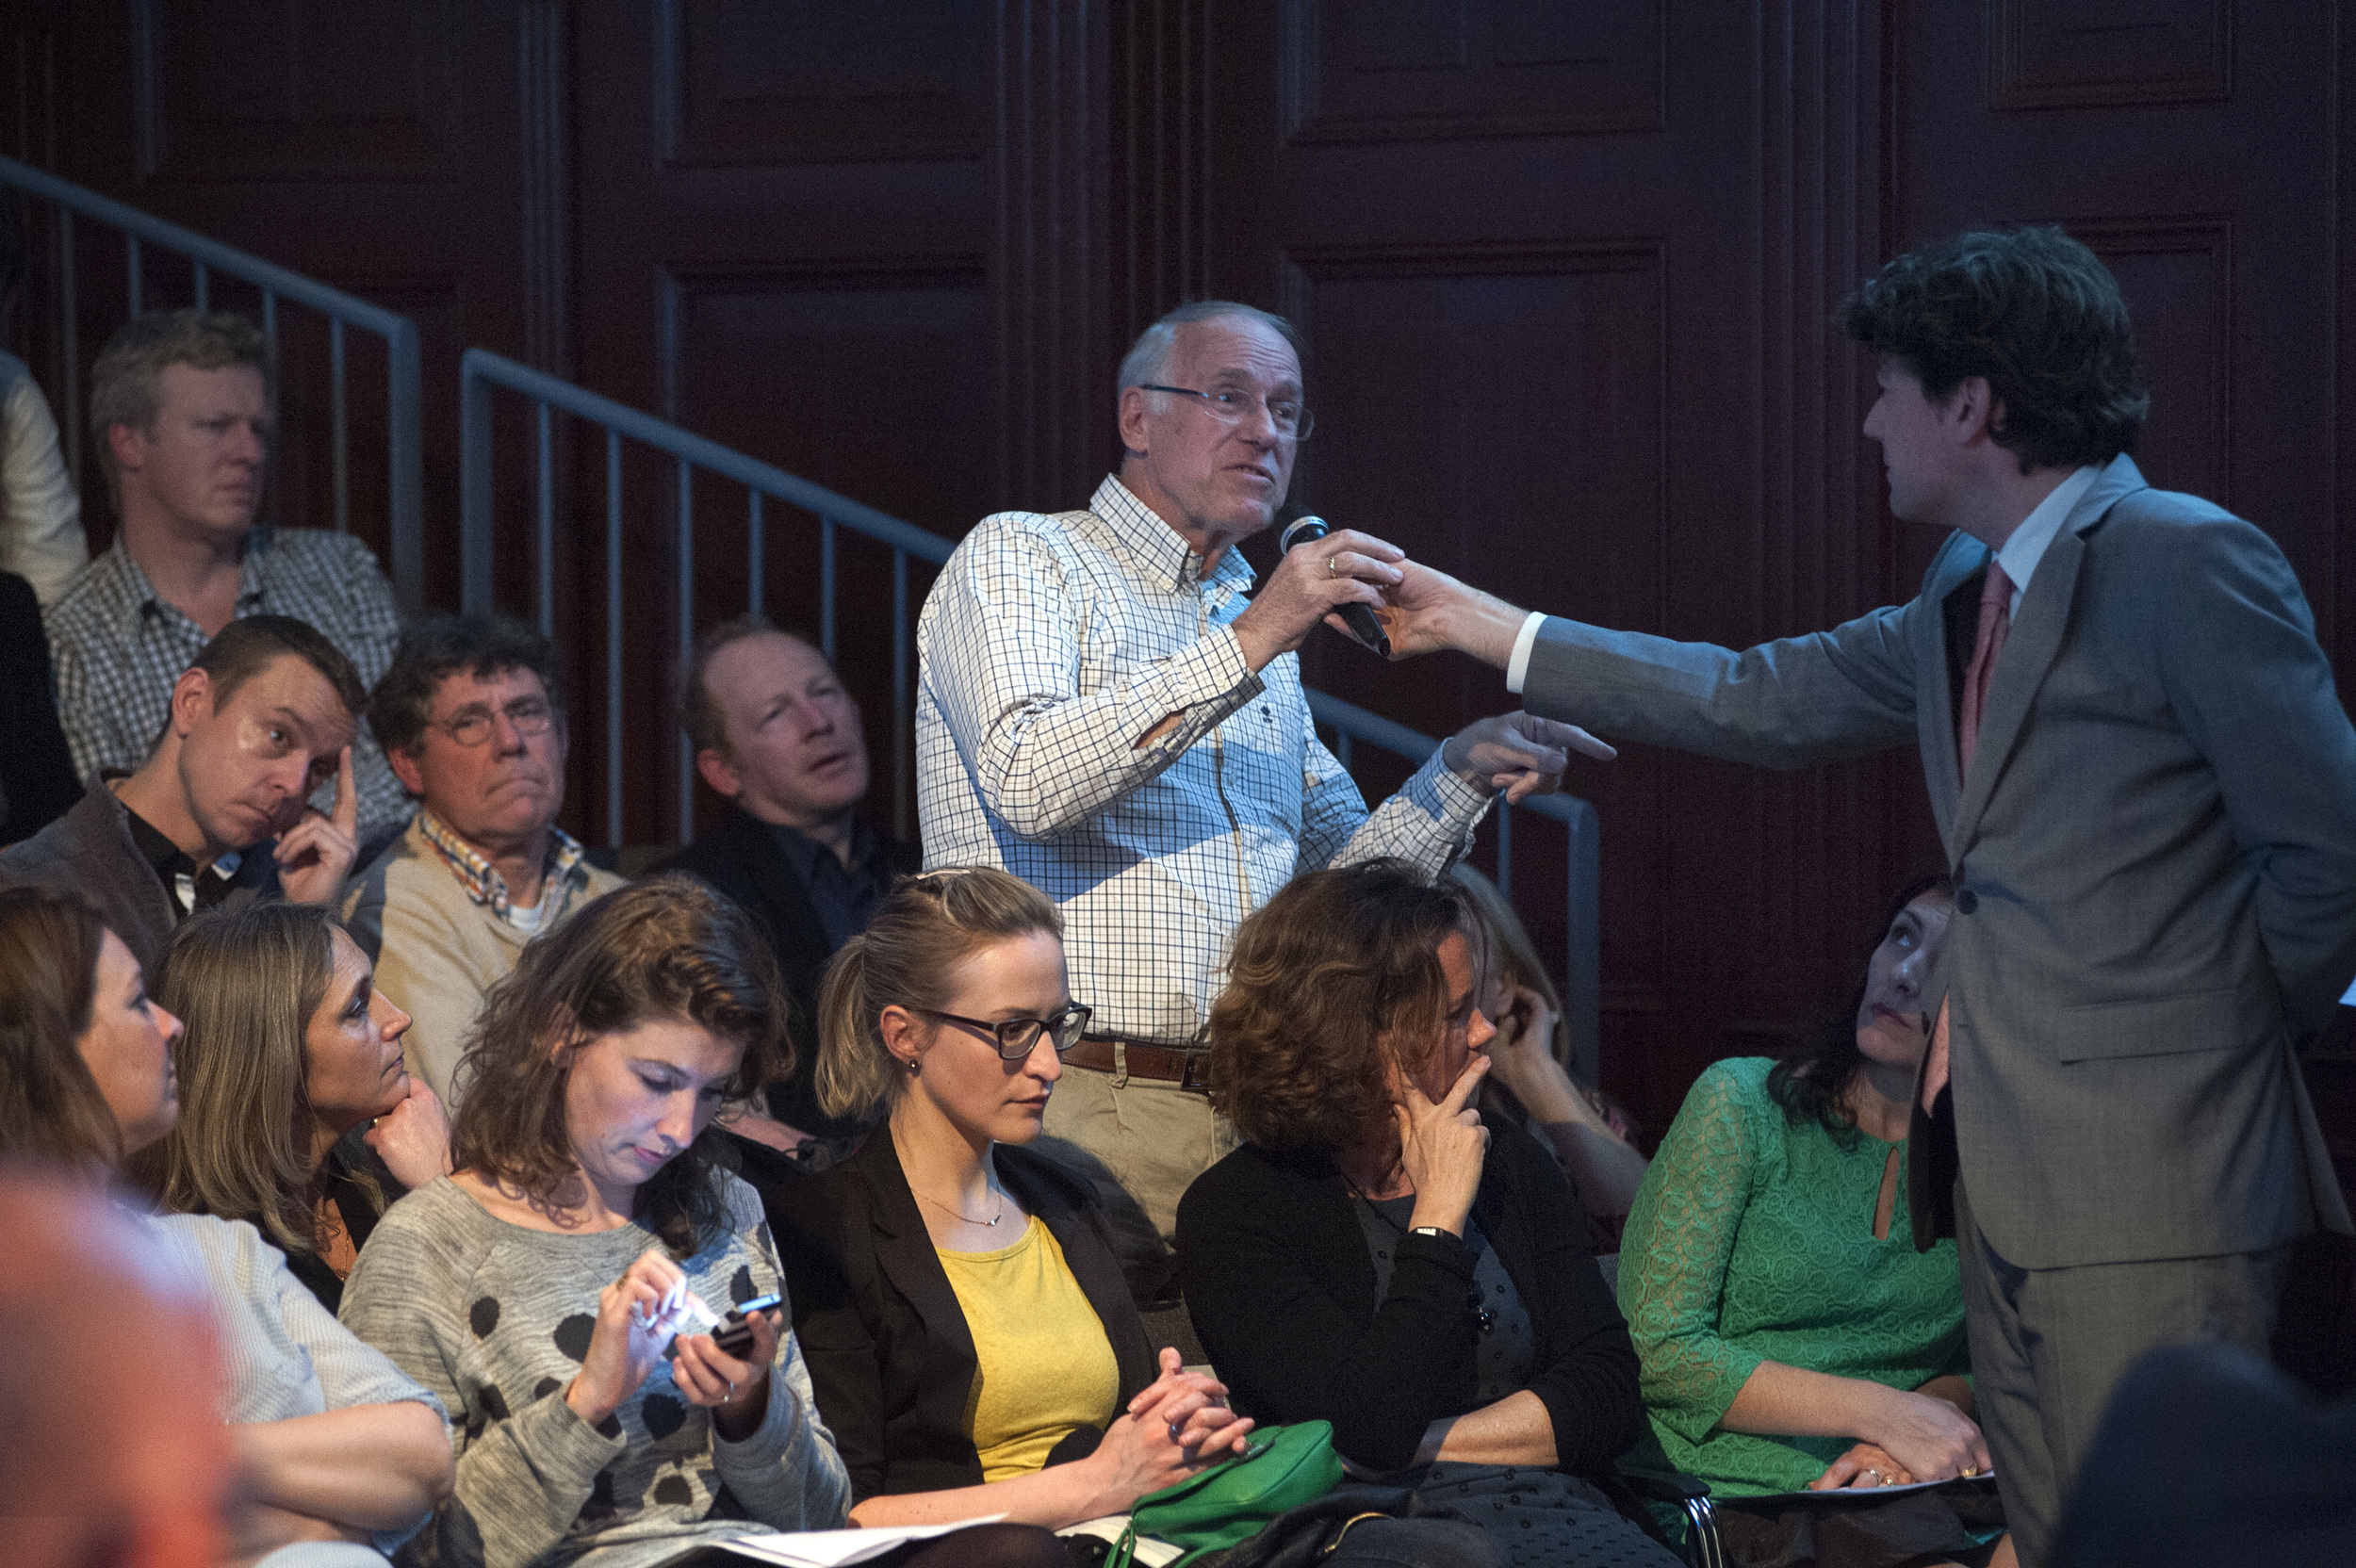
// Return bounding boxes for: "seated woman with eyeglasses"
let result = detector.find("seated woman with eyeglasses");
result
[769,868,1262,1541]
[1176,860,1681,1566]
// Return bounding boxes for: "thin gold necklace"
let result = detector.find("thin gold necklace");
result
[916,1179,1006,1228]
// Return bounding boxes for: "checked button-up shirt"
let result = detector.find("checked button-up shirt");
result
[916,474,1492,1043]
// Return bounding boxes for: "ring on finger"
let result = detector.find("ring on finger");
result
[1326,553,1339,577]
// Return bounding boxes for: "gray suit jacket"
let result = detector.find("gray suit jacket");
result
[1523,455,2356,1268]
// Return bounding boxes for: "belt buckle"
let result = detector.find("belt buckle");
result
[1179,1050,1214,1093]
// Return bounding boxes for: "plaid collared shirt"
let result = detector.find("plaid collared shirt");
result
[916,474,1491,1042]
[414,807,595,927]
[41,529,411,841]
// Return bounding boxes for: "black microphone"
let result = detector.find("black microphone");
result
[1279,515,1392,658]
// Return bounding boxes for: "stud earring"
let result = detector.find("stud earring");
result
[904,1055,920,1075]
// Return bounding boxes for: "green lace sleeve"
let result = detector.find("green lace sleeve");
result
[1616,1059,1770,1445]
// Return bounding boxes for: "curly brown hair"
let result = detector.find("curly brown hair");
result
[450,875,788,1254]
[1209,860,1481,1155]
[1842,226,2148,473]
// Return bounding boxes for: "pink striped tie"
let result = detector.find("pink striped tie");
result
[1956,561,2014,780]
[1924,561,2015,1114]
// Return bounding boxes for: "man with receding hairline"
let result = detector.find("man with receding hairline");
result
[0,613,364,974]
[916,299,1611,1252]
[660,615,918,1162]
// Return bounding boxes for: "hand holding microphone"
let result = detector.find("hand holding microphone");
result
[1280,516,1395,657]
[1230,516,1405,672]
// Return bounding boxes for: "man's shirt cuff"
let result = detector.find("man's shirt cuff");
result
[1503,611,1548,695]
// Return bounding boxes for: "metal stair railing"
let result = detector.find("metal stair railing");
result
[458,346,1598,1079]
[0,155,426,612]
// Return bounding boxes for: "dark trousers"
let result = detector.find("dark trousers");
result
[1954,1180,2291,1567]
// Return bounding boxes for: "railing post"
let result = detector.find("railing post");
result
[458,349,493,615]
[1496,800,1513,903]
[892,548,909,842]
[820,517,837,660]
[605,430,624,848]
[1563,797,1601,1086]
[535,401,555,637]
[57,209,79,484]
[676,457,695,846]
[387,320,425,613]
[747,490,763,618]
[329,318,350,534]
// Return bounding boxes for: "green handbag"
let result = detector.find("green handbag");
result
[1108,1420,1345,1568]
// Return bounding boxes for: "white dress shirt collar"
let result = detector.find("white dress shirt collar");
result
[1993,465,2101,617]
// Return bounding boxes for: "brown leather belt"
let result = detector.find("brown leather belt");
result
[1067,1037,1214,1092]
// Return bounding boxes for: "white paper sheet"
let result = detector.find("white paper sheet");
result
[1743,1470,1997,1503]
[704,1516,1010,1566]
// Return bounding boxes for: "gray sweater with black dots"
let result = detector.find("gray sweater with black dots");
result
[340,1175,849,1568]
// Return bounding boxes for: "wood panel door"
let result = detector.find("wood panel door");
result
[1201,2,1914,1133]
[566,0,1117,846]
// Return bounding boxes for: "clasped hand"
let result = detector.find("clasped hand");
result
[1091,1348,1256,1504]
[1809,1387,1992,1490]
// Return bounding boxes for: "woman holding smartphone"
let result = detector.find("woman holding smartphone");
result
[342,877,1063,1567]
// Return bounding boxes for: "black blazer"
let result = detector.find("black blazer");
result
[768,1126,1157,1503]
[656,803,919,1135]
[1176,1125,1646,1480]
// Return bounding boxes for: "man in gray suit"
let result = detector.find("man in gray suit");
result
[1377,227,2356,1563]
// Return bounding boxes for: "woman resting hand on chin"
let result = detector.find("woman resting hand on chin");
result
[0,886,452,1566]
[767,869,1252,1557]
[1176,860,1681,1566]
[142,902,448,1311]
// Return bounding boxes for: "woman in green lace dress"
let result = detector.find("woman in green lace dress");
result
[1618,876,2012,1568]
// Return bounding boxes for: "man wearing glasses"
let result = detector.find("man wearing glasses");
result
[916,301,1604,1263]
[345,612,625,1106]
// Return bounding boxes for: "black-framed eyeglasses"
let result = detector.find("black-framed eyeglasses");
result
[1138,384,1314,441]
[430,699,557,748]
[917,1003,1093,1060]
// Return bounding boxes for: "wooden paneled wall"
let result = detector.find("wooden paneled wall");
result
[5,2,2353,1152]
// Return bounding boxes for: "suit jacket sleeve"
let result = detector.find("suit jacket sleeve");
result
[1520,600,1924,770]
[2152,512,2356,1036]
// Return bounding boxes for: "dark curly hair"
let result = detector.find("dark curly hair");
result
[1843,226,2148,473]
[1209,860,1481,1157]
[450,875,788,1255]
[1766,873,1955,1145]
[371,612,567,758]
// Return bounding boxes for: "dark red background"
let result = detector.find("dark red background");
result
[7,4,2351,1371]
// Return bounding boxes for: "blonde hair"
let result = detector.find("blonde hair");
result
[815,869,1062,1121]
[147,904,359,1254]
[89,308,270,508]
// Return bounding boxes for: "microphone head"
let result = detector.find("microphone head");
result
[1279,515,1330,551]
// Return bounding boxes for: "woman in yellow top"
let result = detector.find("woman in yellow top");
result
[771,867,1258,1527]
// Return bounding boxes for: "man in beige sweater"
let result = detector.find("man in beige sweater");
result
[344,613,624,1104]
